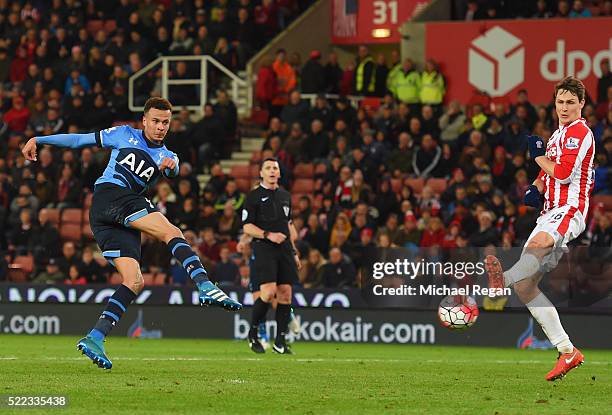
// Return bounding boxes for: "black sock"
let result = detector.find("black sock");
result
[275,303,291,344]
[90,284,137,340]
[168,237,210,285]
[249,298,270,337]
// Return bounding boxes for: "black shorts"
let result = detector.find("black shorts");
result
[250,240,298,289]
[90,184,158,263]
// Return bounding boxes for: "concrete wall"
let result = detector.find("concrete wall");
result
[247,0,331,78]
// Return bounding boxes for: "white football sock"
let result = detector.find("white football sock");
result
[504,253,540,287]
[526,293,574,354]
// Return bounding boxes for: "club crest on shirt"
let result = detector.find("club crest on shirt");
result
[565,137,579,150]
[242,209,248,222]
[283,206,290,217]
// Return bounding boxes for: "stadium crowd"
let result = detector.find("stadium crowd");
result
[452,0,612,20]
[0,1,610,292]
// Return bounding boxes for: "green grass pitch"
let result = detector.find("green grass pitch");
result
[0,335,610,414]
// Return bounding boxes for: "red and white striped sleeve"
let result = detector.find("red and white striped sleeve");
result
[553,124,593,184]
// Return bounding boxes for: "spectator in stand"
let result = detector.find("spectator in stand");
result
[299,248,326,288]
[439,100,465,143]
[413,134,442,179]
[280,90,310,130]
[419,59,445,115]
[271,49,297,116]
[373,53,389,97]
[420,105,440,138]
[214,179,245,212]
[596,86,612,121]
[255,56,277,112]
[4,96,30,133]
[354,45,376,96]
[600,0,612,16]
[192,103,225,166]
[468,210,499,247]
[55,163,81,209]
[304,118,329,163]
[389,58,420,112]
[57,241,79,277]
[388,132,414,175]
[8,208,35,256]
[213,246,239,286]
[301,50,325,94]
[64,264,87,285]
[199,227,221,265]
[30,208,61,266]
[420,216,446,247]
[324,51,342,94]
[556,0,571,17]
[217,201,241,241]
[532,0,553,18]
[464,0,486,20]
[569,0,592,18]
[322,247,355,288]
[80,247,105,284]
[32,258,64,284]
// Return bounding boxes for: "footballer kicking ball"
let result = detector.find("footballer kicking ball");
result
[438,295,479,330]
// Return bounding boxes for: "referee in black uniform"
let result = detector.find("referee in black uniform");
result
[242,157,301,354]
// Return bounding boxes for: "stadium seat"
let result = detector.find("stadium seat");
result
[143,273,155,286]
[109,272,122,285]
[43,208,60,226]
[292,179,314,193]
[426,178,448,195]
[82,224,94,240]
[153,273,167,285]
[61,208,83,225]
[249,164,260,178]
[405,178,425,195]
[231,165,250,179]
[83,193,93,208]
[7,268,27,283]
[293,163,314,178]
[250,151,262,163]
[12,255,34,274]
[591,195,612,211]
[360,97,381,111]
[60,223,82,242]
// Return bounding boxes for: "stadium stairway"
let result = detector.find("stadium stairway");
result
[196,135,265,192]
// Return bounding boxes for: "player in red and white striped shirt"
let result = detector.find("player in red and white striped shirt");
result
[485,77,593,381]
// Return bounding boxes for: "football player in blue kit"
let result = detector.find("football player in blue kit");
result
[21,97,242,369]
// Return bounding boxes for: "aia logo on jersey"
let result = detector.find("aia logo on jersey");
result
[118,151,156,182]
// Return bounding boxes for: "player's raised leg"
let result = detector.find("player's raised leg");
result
[130,212,242,311]
[77,257,142,369]
[485,232,583,380]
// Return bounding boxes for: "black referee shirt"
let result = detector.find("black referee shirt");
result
[241,184,292,239]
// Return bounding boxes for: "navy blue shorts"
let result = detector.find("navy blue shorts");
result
[90,184,158,263]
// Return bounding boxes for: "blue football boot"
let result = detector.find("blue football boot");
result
[77,336,112,369]
[198,281,242,311]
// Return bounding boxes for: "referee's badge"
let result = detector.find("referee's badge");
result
[242,209,248,222]
[283,206,290,217]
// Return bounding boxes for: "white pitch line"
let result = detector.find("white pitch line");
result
[1,356,608,366]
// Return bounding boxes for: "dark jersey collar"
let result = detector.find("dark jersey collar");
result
[140,130,164,148]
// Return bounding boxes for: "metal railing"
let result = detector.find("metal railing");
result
[128,55,248,114]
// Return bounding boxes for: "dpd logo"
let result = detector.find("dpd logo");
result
[468,26,524,96]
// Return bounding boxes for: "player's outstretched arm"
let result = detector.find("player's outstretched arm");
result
[22,133,99,161]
